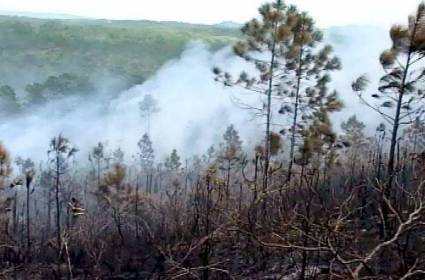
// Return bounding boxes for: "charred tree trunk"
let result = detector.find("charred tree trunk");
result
[25,178,31,263]
[55,154,62,251]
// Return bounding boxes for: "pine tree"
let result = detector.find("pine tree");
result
[112,147,125,164]
[47,134,78,249]
[139,94,159,134]
[137,133,155,193]
[277,10,342,182]
[353,3,425,190]
[165,149,182,172]
[339,115,367,187]
[213,0,287,192]
[137,133,155,171]
[15,157,35,261]
[340,115,366,146]
[352,2,425,233]
[296,108,338,170]
[88,142,108,187]
[218,124,243,204]
[98,163,129,246]
[220,124,243,160]
[214,0,342,187]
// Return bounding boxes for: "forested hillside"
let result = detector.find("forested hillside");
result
[0,14,386,118]
[0,16,238,99]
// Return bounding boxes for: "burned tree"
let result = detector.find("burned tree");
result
[47,134,78,250]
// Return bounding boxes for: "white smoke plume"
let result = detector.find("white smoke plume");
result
[0,42,261,162]
[0,26,391,163]
[328,25,390,132]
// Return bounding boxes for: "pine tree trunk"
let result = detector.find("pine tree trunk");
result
[202,178,212,280]
[26,179,31,262]
[55,155,62,251]
[46,189,52,244]
[135,179,139,240]
[288,45,304,183]
[387,56,411,189]
[13,190,17,234]
[387,15,418,191]
[383,23,415,239]
[226,159,231,208]
[263,20,278,195]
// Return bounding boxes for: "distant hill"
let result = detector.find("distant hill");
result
[0,14,388,110]
[214,21,243,29]
[0,11,86,19]
[0,15,240,94]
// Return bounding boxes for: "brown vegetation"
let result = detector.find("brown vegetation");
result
[1,1,425,279]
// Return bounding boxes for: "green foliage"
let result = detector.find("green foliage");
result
[139,94,160,133]
[215,1,342,177]
[340,115,367,150]
[48,134,78,173]
[220,124,243,160]
[88,142,109,183]
[137,133,155,171]
[0,85,21,115]
[297,109,336,166]
[351,75,369,92]
[90,142,106,163]
[378,3,425,102]
[25,73,93,100]
[139,94,159,117]
[219,1,342,123]
[165,149,182,172]
[0,16,238,91]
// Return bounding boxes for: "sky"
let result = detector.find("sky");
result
[0,0,421,28]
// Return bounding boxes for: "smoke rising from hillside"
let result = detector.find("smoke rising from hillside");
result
[0,42,261,162]
[0,26,390,163]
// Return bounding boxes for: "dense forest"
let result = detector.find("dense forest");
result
[0,15,238,117]
[1,1,425,279]
[0,15,238,82]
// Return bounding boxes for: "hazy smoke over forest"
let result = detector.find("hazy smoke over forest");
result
[0,26,389,162]
[2,0,423,276]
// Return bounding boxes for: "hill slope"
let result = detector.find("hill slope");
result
[0,15,388,119]
[0,16,239,90]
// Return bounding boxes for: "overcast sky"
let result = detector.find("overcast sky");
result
[0,0,421,28]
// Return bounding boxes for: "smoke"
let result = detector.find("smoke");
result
[0,42,261,162]
[328,25,390,132]
[0,25,392,163]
